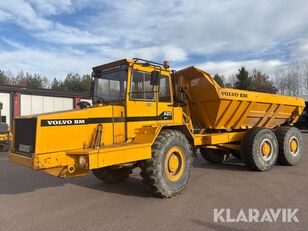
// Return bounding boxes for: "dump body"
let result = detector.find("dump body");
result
[175,67,305,130]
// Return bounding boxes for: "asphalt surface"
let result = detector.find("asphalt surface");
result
[1,133,308,231]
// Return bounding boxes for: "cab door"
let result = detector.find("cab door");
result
[156,74,173,123]
[126,68,158,139]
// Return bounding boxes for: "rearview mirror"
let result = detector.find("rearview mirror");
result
[90,75,95,99]
[78,101,91,109]
[150,71,160,85]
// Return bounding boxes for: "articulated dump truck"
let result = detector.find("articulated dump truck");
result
[10,58,305,197]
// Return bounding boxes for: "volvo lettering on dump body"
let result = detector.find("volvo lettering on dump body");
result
[221,91,248,98]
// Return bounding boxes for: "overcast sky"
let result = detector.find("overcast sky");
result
[0,0,308,79]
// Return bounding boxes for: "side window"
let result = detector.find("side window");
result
[130,71,155,100]
[159,75,171,102]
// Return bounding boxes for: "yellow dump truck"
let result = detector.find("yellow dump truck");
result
[10,58,305,197]
[0,102,10,152]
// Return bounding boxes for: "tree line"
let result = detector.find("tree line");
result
[213,60,308,96]
[0,70,91,93]
[213,67,277,93]
[1,60,308,96]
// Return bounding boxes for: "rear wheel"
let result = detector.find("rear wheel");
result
[92,166,132,184]
[200,148,229,164]
[140,129,193,198]
[274,126,303,166]
[241,128,278,171]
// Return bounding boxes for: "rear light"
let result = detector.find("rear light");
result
[163,60,170,69]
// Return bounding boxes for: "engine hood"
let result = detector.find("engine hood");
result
[13,105,125,155]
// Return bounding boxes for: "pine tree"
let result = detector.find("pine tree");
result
[252,69,277,93]
[213,74,225,87]
[234,66,253,90]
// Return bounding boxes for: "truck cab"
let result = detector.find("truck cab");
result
[90,58,183,142]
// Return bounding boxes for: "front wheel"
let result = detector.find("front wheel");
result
[140,129,193,198]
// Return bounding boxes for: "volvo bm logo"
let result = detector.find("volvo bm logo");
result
[41,119,86,126]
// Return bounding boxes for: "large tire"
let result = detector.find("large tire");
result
[274,126,303,166]
[200,148,229,164]
[140,129,193,198]
[241,128,278,171]
[92,166,132,184]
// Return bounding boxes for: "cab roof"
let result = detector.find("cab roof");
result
[92,58,171,73]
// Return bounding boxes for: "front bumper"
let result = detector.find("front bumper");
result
[9,151,88,178]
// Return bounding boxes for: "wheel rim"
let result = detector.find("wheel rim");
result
[164,147,185,182]
[289,136,299,155]
[260,138,273,161]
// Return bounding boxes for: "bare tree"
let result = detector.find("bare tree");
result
[301,60,308,94]
[274,69,287,95]
[287,61,302,96]
[274,60,308,96]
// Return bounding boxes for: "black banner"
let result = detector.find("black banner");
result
[40,112,172,127]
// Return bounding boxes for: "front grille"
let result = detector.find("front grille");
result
[14,118,37,156]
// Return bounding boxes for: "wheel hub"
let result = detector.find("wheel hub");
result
[165,147,185,182]
[259,139,273,161]
[262,142,271,156]
[289,137,299,155]
[169,154,180,172]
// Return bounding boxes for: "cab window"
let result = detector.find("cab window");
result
[159,75,171,102]
[130,70,155,101]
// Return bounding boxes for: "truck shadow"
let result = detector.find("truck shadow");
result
[1,154,246,196]
[81,174,152,198]
[193,156,248,172]
[0,155,150,197]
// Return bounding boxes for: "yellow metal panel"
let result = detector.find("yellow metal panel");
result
[194,132,244,146]
[33,151,74,169]
[173,107,183,124]
[132,125,160,144]
[35,105,125,154]
[93,144,151,169]
[29,142,152,171]
[234,101,255,129]
[224,101,242,128]
[66,143,152,169]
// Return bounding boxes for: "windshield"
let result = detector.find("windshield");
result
[95,66,127,102]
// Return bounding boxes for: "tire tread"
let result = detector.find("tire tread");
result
[140,129,192,198]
